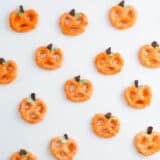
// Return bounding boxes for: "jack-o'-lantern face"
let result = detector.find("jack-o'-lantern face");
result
[19,93,47,124]
[50,134,78,160]
[124,80,152,109]
[35,43,63,70]
[109,1,137,29]
[11,149,37,160]
[64,75,93,102]
[0,58,17,84]
[139,41,160,68]
[9,5,38,32]
[95,47,124,75]
[59,9,88,36]
[92,113,120,138]
[134,126,160,156]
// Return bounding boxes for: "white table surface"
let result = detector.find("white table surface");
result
[1,0,160,159]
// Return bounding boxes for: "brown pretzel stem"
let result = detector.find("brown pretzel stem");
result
[104,112,112,119]
[74,75,80,82]
[118,0,125,7]
[151,41,159,48]
[106,47,112,55]
[31,93,36,101]
[147,126,153,134]
[69,9,75,16]
[47,43,53,50]
[0,58,5,64]
[19,5,24,13]
[134,80,139,88]
[64,134,69,140]
[19,149,28,156]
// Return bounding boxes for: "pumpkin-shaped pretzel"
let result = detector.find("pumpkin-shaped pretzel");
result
[92,113,120,138]
[59,9,88,36]
[19,93,47,124]
[124,80,152,109]
[50,134,78,160]
[9,5,38,32]
[35,43,63,70]
[0,58,17,84]
[95,47,124,75]
[134,126,160,156]
[64,75,93,102]
[109,1,137,30]
[11,149,37,160]
[139,41,160,68]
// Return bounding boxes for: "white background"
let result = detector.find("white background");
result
[0,0,160,159]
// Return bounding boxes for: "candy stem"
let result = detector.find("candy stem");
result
[147,126,153,134]
[151,41,159,48]
[64,134,69,140]
[31,93,36,101]
[0,58,6,64]
[104,112,112,119]
[106,47,112,55]
[118,0,125,7]
[74,75,80,82]
[19,5,24,13]
[19,149,28,157]
[69,9,75,16]
[47,43,53,50]
[134,80,139,88]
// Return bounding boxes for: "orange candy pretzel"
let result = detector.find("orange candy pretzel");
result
[134,126,160,156]
[11,149,37,160]
[0,58,17,84]
[92,113,120,138]
[50,134,78,160]
[35,43,63,70]
[95,47,124,75]
[59,9,88,36]
[124,80,152,109]
[19,93,47,124]
[9,5,38,32]
[109,0,137,30]
[139,41,160,68]
[64,75,93,102]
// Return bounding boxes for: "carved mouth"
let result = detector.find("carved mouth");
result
[136,100,145,104]
[150,59,160,64]
[104,66,115,71]
[46,60,54,66]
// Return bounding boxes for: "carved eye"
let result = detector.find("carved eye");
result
[21,103,31,111]
[129,91,137,98]
[7,64,14,71]
[76,18,82,25]
[112,57,121,65]
[54,141,62,148]
[144,49,152,57]
[109,119,118,129]
[127,9,135,18]
[140,136,148,145]
[53,53,60,61]
[69,83,76,92]
[152,135,160,143]
[96,119,105,126]
[40,52,47,59]
[143,88,150,97]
